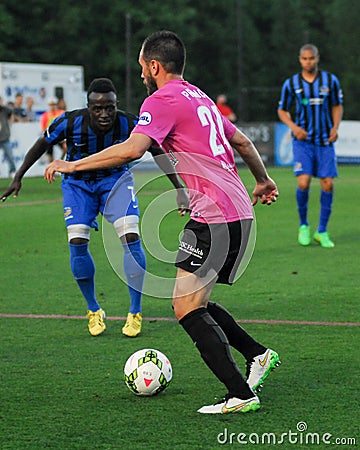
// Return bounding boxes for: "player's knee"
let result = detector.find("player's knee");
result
[67,224,90,242]
[122,232,140,244]
[172,298,185,320]
[320,178,333,192]
[298,180,310,190]
[297,174,311,190]
[113,215,139,240]
[172,292,204,321]
[70,237,88,245]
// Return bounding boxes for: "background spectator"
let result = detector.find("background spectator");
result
[25,96,36,122]
[12,93,28,122]
[40,96,66,162]
[57,98,67,111]
[216,94,237,123]
[0,96,16,177]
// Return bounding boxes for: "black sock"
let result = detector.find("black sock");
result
[207,301,266,361]
[180,307,254,398]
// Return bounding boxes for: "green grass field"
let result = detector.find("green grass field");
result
[0,166,359,449]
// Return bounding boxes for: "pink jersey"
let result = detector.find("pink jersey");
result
[133,80,253,223]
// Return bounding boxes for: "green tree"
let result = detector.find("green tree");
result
[323,0,360,118]
[0,0,358,120]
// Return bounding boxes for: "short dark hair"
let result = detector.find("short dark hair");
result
[141,30,186,75]
[299,44,319,57]
[87,78,117,100]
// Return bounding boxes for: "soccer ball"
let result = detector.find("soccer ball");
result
[124,348,172,396]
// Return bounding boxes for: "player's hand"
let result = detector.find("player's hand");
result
[328,127,338,143]
[176,186,190,216]
[252,178,279,206]
[1,176,22,202]
[293,125,308,141]
[44,159,74,183]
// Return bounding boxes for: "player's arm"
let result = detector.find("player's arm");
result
[45,132,151,182]
[229,128,278,206]
[1,137,51,201]
[149,146,190,215]
[278,108,307,141]
[329,104,343,143]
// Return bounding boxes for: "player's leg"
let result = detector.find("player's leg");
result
[297,173,311,224]
[68,232,105,336]
[207,220,280,392]
[174,220,258,414]
[293,141,313,246]
[313,145,337,248]
[115,217,146,337]
[318,177,334,230]
[206,301,265,359]
[103,172,146,336]
[68,231,98,313]
[62,179,105,336]
[206,220,263,360]
[174,269,259,414]
[207,302,280,391]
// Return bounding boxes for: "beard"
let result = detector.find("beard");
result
[145,75,158,96]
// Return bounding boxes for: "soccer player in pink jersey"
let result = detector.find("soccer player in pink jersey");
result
[45,30,281,414]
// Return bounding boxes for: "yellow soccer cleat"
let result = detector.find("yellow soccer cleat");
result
[122,312,142,337]
[86,309,106,336]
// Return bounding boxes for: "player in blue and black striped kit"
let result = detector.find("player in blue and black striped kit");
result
[278,44,343,248]
[1,78,188,336]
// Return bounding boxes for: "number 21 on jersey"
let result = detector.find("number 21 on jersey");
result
[197,105,231,157]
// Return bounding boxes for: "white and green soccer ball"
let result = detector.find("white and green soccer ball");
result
[124,348,173,396]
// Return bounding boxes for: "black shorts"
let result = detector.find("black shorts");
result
[175,218,252,285]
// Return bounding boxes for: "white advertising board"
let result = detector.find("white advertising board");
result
[275,121,360,166]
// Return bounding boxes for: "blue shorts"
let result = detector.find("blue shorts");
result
[61,171,140,229]
[293,140,338,178]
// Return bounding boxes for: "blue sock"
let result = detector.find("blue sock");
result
[296,188,309,226]
[318,190,333,233]
[123,239,146,314]
[69,243,100,312]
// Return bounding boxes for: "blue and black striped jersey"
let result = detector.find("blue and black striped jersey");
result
[278,70,343,145]
[44,108,138,181]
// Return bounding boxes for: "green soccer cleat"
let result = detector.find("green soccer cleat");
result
[197,394,260,414]
[246,348,281,393]
[122,312,142,337]
[313,231,335,248]
[298,224,311,246]
[86,308,106,336]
